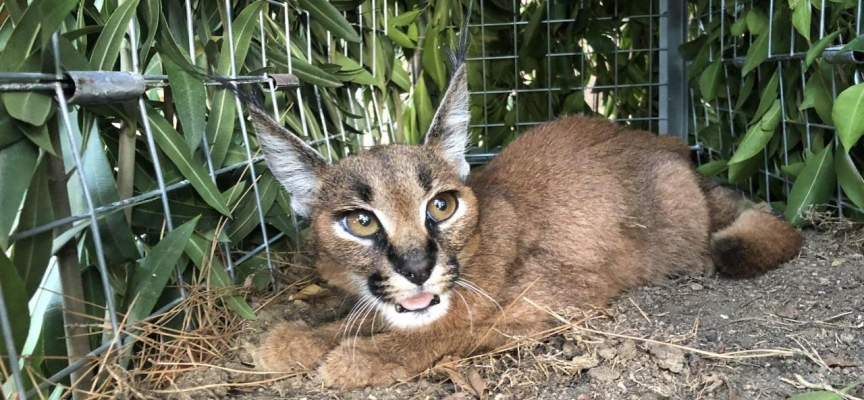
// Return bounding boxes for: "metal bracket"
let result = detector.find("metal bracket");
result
[64,71,145,105]
[268,73,300,90]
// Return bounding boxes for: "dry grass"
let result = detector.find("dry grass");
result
[804,208,864,248]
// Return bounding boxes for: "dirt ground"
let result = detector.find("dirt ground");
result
[169,229,864,400]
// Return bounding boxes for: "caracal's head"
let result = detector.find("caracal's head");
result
[251,64,477,329]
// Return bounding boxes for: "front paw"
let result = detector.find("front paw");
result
[318,344,409,388]
[253,320,333,372]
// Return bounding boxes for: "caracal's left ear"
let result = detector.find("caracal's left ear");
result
[424,63,470,179]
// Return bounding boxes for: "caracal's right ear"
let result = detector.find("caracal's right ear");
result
[424,63,470,180]
[248,106,326,218]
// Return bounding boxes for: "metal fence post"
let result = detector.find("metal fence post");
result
[659,0,689,138]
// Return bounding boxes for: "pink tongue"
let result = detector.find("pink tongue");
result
[399,293,434,311]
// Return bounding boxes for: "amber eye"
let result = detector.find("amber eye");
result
[426,192,458,222]
[342,210,380,238]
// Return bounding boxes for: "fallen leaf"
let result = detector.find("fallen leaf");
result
[831,258,847,267]
[288,284,324,301]
[466,367,489,400]
[434,356,483,399]
[823,355,857,368]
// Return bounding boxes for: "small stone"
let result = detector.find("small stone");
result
[831,258,847,267]
[776,304,799,319]
[840,333,855,343]
[617,340,639,361]
[598,345,617,360]
[588,366,621,383]
[689,282,703,291]
[648,344,686,374]
[562,341,578,358]
[570,353,600,370]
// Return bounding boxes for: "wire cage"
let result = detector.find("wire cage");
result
[0,0,861,398]
[686,0,864,218]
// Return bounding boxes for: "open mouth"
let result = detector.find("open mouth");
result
[394,293,441,313]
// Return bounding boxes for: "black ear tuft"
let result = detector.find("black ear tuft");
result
[186,67,327,218]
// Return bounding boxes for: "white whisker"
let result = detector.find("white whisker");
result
[342,294,376,345]
[352,298,379,361]
[454,289,474,334]
[457,279,503,313]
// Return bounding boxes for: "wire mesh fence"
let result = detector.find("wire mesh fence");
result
[686,0,864,221]
[0,0,862,398]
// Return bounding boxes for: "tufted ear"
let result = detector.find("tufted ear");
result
[248,106,326,218]
[424,64,470,179]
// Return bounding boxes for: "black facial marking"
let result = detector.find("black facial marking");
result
[418,165,433,193]
[352,181,373,203]
[367,272,387,298]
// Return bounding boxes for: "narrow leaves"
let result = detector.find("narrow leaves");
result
[127,217,199,324]
[832,83,864,151]
[785,146,836,226]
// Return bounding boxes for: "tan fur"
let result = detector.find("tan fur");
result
[249,68,803,388]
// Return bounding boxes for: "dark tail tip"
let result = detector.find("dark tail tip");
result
[711,236,766,279]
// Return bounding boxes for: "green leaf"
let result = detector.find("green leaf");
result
[0,0,80,71]
[781,161,806,178]
[0,140,38,250]
[699,60,722,101]
[788,391,842,400]
[227,172,278,242]
[163,55,207,151]
[332,52,376,86]
[730,15,748,36]
[204,1,267,168]
[184,233,257,320]
[290,56,345,88]
[806,30,840,66]
[127,217,199,324]
[298,0,361,43]
[785,146,836,226]
[390,9,422,26]
[64,116,139,263]
[742,29,769,75]
[832,83,864,150]
[730,100,780,164]
[759,98,783,131]
[386,25,416,48]
[17,121,57,156]
[1,55,53,126]
[789,0,811,41]
[416,72,434,137]
[138,0,161,63]
[750,70,779,124]
[215,1,266,76]
[838,34,864,53]
[0,252,30,372]
[422,26,448,93]
[203,89,236,168]
[746,8,769,35]
[146,107,232,216]
[10,155,54,297]
[696,160,729,177]
[835,148,864,209]
[800,62,835,124]
[40,301,69,384]
[89,0,140,70]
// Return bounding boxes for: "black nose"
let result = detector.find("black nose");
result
[390,248,435,286]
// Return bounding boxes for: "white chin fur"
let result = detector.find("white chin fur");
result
[380,292,451,329]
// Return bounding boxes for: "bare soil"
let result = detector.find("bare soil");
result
[169,229,864,400]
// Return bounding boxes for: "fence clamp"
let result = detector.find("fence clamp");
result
[64,71,146,105]
[823,46,864,65]
[268,74,300,90]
